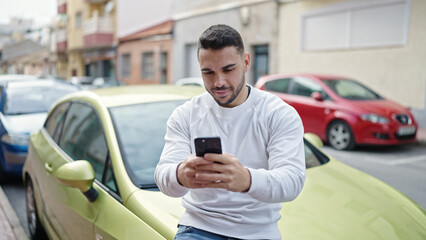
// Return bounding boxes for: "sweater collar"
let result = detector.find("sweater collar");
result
[207,85,255,118]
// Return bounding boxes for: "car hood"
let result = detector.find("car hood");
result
[280,158,426,239]
[3,113,47,133]
[346,99,411,117]
[127,158,426,239]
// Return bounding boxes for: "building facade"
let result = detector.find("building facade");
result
[277,0,425,126]
[63,0,117,80]
[116,0,174,85]
[172,0,279,85]
[117,21,173,85]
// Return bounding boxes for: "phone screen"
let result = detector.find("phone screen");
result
[194,137,222,156]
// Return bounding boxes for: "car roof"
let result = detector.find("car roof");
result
[259,73,349,81]
[255,73,351,88]
[175,77,204,87]
[63,85,206,108]
[0,74,39,83]
[6,79,77,89]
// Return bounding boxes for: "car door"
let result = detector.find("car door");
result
[33,102,105,239]
[287,77,331,136]
[37,100,167,240]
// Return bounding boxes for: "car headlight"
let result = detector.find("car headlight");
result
[361,114,389,124]
[1,133,30,146]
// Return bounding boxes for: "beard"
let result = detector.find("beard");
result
[209,73,246,107]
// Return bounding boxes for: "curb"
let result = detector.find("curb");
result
[0,186,29,240]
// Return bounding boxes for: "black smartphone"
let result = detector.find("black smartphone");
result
[194,137,222,157]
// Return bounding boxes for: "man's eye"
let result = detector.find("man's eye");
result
[224,68,234,72]
[203,71,214,75]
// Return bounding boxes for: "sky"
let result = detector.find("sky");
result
[0,0,56,27]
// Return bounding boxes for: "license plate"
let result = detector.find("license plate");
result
[398,126,416,136]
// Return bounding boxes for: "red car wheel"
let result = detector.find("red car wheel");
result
[327,120,355,150]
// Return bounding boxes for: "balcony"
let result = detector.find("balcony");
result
[83,16,114,48]
[56,29,67,52]
[57,0,66,14]
[85,0,108,3]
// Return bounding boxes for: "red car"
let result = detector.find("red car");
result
[255,73,418,150]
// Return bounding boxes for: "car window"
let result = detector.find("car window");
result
[3,84,77,115]
[264,78,291,93]
[304,143,322,168]
[323,79,382,100]
[109,100,186,188]
[0,86,4,106]
[59,102,108,182]
[44,102,70,143]
[103,156,118,193]
[304,139,329,168]
[290,77,323,97]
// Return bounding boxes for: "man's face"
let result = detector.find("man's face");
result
[198,46,250,108]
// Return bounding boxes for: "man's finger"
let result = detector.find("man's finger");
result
[195,172,225,182]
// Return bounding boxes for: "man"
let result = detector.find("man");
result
[155,24,305,240]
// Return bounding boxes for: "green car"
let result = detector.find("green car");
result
[23,85,426,240]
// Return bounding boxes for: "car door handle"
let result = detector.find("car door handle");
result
[45,162,53,173]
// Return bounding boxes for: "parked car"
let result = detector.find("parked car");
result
[0,78,79,178]
[23,85,426,239]
[0,74,37,81]
[175,77,204,87]
[255,73,418,150]
[70,76,121,90]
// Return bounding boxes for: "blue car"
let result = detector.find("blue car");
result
[0,77,79,178]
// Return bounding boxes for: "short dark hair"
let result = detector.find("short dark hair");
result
[198,24,245,56]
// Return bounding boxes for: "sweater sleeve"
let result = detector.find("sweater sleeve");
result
[154,105,190,197]
[247,104,306,203]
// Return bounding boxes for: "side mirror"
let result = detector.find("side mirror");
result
[304,133,323,149]
[311,92,323,101]
[55,160,98,202]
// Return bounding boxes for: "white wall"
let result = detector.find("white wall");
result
[117,0,173,38]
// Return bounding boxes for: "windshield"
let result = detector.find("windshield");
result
[323,79,382,100]
[109,100,187,188]
[4,84,78,115]
[110,100,329,189]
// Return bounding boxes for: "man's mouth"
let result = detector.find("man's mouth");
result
[213,88,230,97]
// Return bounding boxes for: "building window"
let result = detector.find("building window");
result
[76,12,82,28]
[120,54,130,78]
[185,44,200,78]
[252,45,269,84]
[301,0,411,50]
[159,52,168,84]
[141,52,154,80]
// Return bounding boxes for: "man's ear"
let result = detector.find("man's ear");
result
[244,52,251,73]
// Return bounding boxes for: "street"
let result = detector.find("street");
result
[1,142,425,236]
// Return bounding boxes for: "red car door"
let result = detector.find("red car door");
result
[287,77,329,138]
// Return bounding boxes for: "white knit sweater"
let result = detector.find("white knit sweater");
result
[155,86,305,239]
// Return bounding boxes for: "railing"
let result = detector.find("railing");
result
[57,0,67,14]
[85,0,108,3]
[83,16,114,35]
[56,29,67,52]
[56,29,67,43]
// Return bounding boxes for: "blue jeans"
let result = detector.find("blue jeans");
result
[174,225,242,240]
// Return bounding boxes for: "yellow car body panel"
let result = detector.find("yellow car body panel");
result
[23,85,426,239]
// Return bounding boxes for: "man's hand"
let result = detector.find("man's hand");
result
[177,154,217,189]
[177,153,251,192]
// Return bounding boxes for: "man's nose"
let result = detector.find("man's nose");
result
[214,73,226,88]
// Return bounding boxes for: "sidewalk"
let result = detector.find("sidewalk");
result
[0,129,425,240]
[0,187,28,240]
